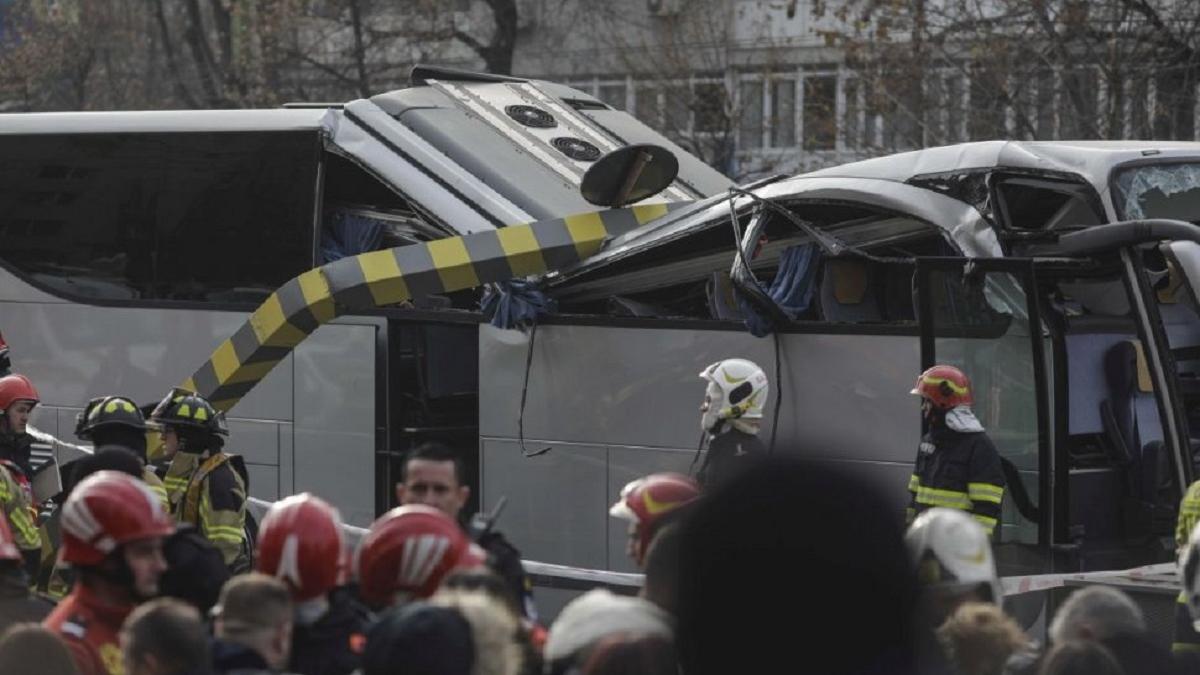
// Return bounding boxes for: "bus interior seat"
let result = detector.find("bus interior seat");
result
[1101,339,1175,537]
[819,259,882,322]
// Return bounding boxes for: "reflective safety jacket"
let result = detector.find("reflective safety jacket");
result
[907,426,1006,536]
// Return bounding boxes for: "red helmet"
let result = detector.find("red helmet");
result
[910,365,973,410]
[354,505,483,608]
[0,511,21,563]
[60,470,174,566]
[0,374,39,414]
[256,493,346,602]
[609,473,700,562]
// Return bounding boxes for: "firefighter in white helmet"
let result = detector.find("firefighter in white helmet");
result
[696,358,769,489]
[906,507,1003,675]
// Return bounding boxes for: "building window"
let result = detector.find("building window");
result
[598,82,627,110]
[635,83,662,130]
[843,78,862,148]
[739,79,764,150]
[804,75,837,150]
[664,82,690,136]
[771,79,797,147]
[693,82,727,135]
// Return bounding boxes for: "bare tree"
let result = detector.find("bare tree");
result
[815,0,1200,148]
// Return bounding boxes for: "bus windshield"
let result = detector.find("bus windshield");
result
[1113,162,1200,222]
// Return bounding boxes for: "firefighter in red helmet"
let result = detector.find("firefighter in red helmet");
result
[906,365,1006,537]
[355,504,484,611]
[256,493,371,675]
[609,472,700,568]
[43,471,173,675]
[0,374,43,575]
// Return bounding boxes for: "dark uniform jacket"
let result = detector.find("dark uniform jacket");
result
[907,426,1006,536]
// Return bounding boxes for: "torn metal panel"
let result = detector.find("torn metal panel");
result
[548,177,997,292]
[803,140,1200,221]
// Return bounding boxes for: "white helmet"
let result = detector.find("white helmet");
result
[699,358,769,434]
[905,508,1001,604]
[1180,521,1200,630]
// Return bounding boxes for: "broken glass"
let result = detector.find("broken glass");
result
[1114,162,1200,221]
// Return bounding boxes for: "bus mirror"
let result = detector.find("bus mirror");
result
[1164,240,1200,313]
[580,144,679,208]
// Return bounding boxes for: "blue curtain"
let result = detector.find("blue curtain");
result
[480,280,558,330]
[320,210,385,263]
[737,244,821,337]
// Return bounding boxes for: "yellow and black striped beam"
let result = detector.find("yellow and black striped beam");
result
[183,202,687,411]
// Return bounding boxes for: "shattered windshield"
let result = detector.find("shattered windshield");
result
[1113,162,1200,222]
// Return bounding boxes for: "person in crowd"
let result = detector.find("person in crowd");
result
[40,448,148,600]
[543,589,673,675]
[695,358,769,489]
[906,507,1003,674]
[1049,585,1176,675]
[0,373,44,575]
[355,503,484,612]
[442,569,542,675]
[0,511,53,633]
[150,389,250,572]
[579,634,677,675]
[255,493,370,675]
[0,622,81,675]
[44,471,173,675]
[608,473,698,569]
[937,602,1029,675]
[907,365,1005,536]
[211,573,297,675]
[640,522,682,616]
[430,589,523,675]
[360,603,474,675]
[1173,478,1200,655]
[396,441,535,621]
[1037,641,1125,675]
[75,395,169,509]
[675,457,917,675]
[120,598,211,675]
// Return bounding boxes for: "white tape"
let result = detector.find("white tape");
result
[1001,562,1177,596]
[251,498,1174,597]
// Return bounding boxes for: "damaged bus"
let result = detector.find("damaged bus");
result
[5,65,1200,617]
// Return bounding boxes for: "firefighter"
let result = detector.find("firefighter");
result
[355,504,484,611]
[150,388,251,573]
[396,441,536,622]
[44,470,173,675]
[1173,479,1200,656]
[0,374,42,575]
[608,472,700,568]
[256,492,371,675]
[0,510,53,633]
[696,358,769,489]
[75,395,168,509]
[906,365,1006,537]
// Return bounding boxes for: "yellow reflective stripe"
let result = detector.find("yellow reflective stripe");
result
[905,507,916,524]
[7,507,39,548]
[908,474,920,491]
[1173,643,1200,654]
[1183,503,1200,516]
[1180,590,1188,604]
[968,483,1004,504]
[913,486,972,510]
[973,514,998,534]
